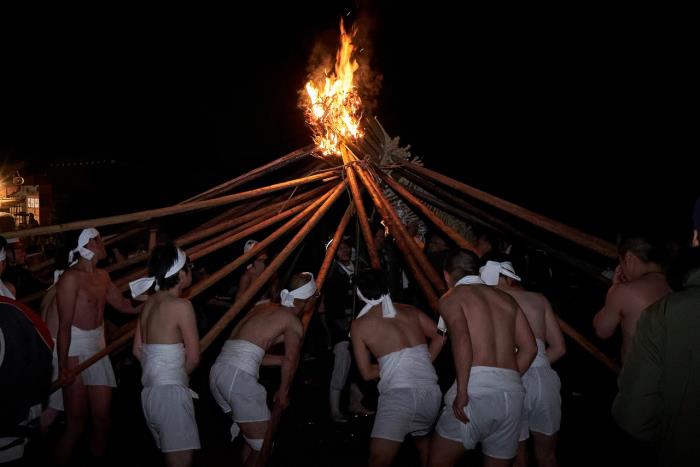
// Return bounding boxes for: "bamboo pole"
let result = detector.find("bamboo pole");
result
[401,162,617,259]
[182,145,314,203]
[377,170,479,254]
[352,165,440,312]
[199,182,345,351]
[557,317,620,374]
[255,205,354,467]
[6,170,339,240]
[354,162,446,296]
[341,150,381,269]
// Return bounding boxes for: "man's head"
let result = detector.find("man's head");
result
[618,235,669,280]
[373,226,386,251]
[356,269,389,301]
[426,233,449,254]
[480,254,521,289]
[147,242,192,292]
[336,239,352,263]
[283,272,317,314]
[443,249,480,287]
[3,237,26,267]
[68,228,105,264]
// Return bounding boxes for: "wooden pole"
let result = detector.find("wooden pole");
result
[6,170,339,240]
[557,317,620,374]
[401,162,617,259]
[256,205,354,467]
[340,150,381,269]
[182,145,314,203]
[352,165,440,312]
[199,182,345,351]
[377,170,478,254]
[354,162,446,296]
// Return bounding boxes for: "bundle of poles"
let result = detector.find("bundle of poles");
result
[5,123,621,466]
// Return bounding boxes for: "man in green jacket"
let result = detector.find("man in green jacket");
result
[612,248,700,467]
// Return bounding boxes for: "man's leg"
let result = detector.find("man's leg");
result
[413,435,431,467]
[164,450,193,467]
[428,434,465,467]
[368,438,402,467]
[514,440,528,467]
[532,432,558,467]
[40,407,61,435]
[238,421,268,467]
[87,385,112,458]
[54,358,87,465]
[330,341,351,422]
[483,455,515,467]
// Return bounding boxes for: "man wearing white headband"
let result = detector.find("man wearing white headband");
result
[480,258,566,467]
[54,228,143,465]
[350,269,445,467]
[210,272,315,465]
[0,236,17,299]
[430,249,536,467]
[235,239,269,302]
[131,243,200,467]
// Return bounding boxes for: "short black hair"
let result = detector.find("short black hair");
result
[444,249,480,279]
[147,242,184,291]
[618,235,670,267]
[356,269,389,300]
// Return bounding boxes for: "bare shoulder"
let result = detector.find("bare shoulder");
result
[394,302,422,316]
[167,297,195,316]
[57,269,80,290]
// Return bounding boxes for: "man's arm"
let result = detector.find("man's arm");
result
[262,354,284,366]
[416,308,446,362]
[593,282,627,339]
[350,321,379,380]
[514,304,537,375]
[177,300,200,374]
[274,317,303,409]
[56,273,78,380]
[612,301,665,441]
[132,317,143,361]
[440,294,472,424]
[104,271,143,315]
[542,297,566,364]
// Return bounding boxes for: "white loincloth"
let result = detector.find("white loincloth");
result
[68,325,116,387]
[519,339,561,440]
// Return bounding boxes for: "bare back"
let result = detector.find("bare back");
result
[352,304,436,359]
[139,293,191,344]
[619,273,671,358]
[230,302,303,352]
[505,289,547,341]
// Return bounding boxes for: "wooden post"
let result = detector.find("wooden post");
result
[377,170,478,254]
[6,170,339,239]
[557,317,620,374]
[341,150,381,269]
[401,161,617,259]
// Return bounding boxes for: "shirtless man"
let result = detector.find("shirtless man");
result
[235,239,269,302]
[429,249,537,467]
[130,243,200,467]
[593,235,671,361]
[210,272,316,466]
[480,260,566,467]
[54,228,143,465]
[351,269,445,467]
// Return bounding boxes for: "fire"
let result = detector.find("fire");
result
[303,19,363,156]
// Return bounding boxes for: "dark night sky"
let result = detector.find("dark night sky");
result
[0,3,696,243]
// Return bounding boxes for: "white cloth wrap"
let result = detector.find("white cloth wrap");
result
[0,247,5,261]
[48,337,63,410]
[519,339,561,440]
[280,273,317,307]
[377,344,438,393]
[0,279,15,299]
[355,289,397,320]
[68,228,99,266]
[129,248,186,298]
[436,366,525,460]
[140,343,200,452]
[67,325,116,387]
[243,239,258,253]
[209,340,269,442]
[437,275,485,333]
[479,261,521,286]
[53,269,65,286]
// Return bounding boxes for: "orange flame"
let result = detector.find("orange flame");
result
[303,19,363,156]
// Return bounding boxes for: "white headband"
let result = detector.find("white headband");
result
[280,273,317,307]
[69,228,100,266]
[243,239,258,254]
[129,248,187,298]
[479,260,521,286]
[53,269,65,286]
[355,288,396,319]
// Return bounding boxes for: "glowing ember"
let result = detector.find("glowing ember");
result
[303,19,363,156]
